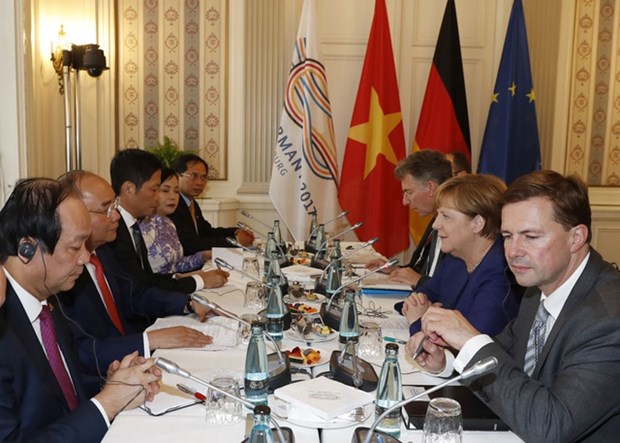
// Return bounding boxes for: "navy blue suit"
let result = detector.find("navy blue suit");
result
[58,244,188,382]
[0,284,107,442]
[168,197,236,255]
[401,238,522,336]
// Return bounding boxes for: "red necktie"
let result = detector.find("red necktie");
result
[39,305,79,411]
[89,254,126,335]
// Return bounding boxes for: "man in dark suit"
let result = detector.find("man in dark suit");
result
[108,149,228,294]
[0,178,160,442]
[57,171,214,380]
[367,150,453,288]
[169,153,254,254]
[412,171,620,441]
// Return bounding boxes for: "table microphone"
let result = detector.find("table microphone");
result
[191,293,292,391]
[319,237,379,278]
[241,210,274,231]
[314,221,364,258]
[355,357,499,443]
[237,222,267,239]
[322,257,399,321]
[307,210,349,239]
[154,357,293,442]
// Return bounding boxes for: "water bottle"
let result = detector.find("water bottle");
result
[308,212,319,244]
[265,250,289,295]
[247,405,275,443]
[338,289,359,353]
[324,240,342,297]
[263,232,277,280]
[244,322,269,406]
[313,224,326,258]
[375,343,403,437]
[265,276,286,342]
[272,220,285,251]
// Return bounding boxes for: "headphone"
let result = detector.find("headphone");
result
[18,240,39,264]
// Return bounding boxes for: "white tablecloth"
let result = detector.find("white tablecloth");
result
[103,263,523,443]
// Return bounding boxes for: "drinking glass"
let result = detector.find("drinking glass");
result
[242,256,260,280]
[244,281,267,310]
[357,321,383,359]
[205,376,243,425]
[422,397,463,443]
[237,313,259,346]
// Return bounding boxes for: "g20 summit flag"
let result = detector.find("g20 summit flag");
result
[338,0,408,258]
[269,0,340,241]
[478,0,540,183]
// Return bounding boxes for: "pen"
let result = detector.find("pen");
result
[411,335,427,360]
[383,336,407,345]
[177,383,207,402]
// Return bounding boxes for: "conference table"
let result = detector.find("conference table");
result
[102,250,523,443]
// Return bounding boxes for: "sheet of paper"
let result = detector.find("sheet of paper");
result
[146,315,239,350]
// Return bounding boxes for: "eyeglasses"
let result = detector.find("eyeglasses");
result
[182,172,208,182]
[89,198,119,218]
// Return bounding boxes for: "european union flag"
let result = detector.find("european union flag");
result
[477,0,540,184]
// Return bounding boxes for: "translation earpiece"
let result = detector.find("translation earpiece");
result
[18,240,38,264]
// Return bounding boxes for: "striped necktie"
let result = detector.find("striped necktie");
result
[523,299,550,376]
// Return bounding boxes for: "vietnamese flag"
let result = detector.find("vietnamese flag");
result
[338,0,408,258]
[410,0,471,242]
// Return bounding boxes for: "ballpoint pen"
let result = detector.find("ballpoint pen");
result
[411,335,428,360]
[383,336,408,345]
[177,383,207,402]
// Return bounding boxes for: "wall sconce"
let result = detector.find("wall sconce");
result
[50,25,109,170]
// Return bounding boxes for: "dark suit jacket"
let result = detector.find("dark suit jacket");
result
[58,244,188,380]
[406,218,444,288]
[0,284,107,442]
[404,238,521,336]
[466,249,620,442]
[168,196,237,255]
[108,217,198,293]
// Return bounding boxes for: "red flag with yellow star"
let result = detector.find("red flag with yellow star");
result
[338,0,408,258]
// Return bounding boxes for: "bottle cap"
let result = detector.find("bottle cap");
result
[254,404,271,416]
[385,342,399,353]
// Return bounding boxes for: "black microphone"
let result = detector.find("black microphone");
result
[191,293,292,391]
[355,357,499,443]
[323,258,399,315]
[240,210,274,231]
[307,210,349,239]
[318,237,380,279]
[315,221,364,258]
[154,357,293,442]
[226,236,266,256]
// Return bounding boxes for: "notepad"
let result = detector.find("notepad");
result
[274,376,374,420]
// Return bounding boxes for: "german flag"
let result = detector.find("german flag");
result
[410,0,471,242]
[414,0,470,159]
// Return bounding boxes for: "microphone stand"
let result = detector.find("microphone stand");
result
[318,237,379,279]
[314,221,364,260]
[237,222,267,240]
[155,357,292,443]
[357,357,499,443]
[191,293,292,391]
[241,210,274,231]
[307,210,349,240]
[323,258,399,316]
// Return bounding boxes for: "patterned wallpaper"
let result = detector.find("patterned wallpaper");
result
[118,0,227,179]
[567,0,620,186]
